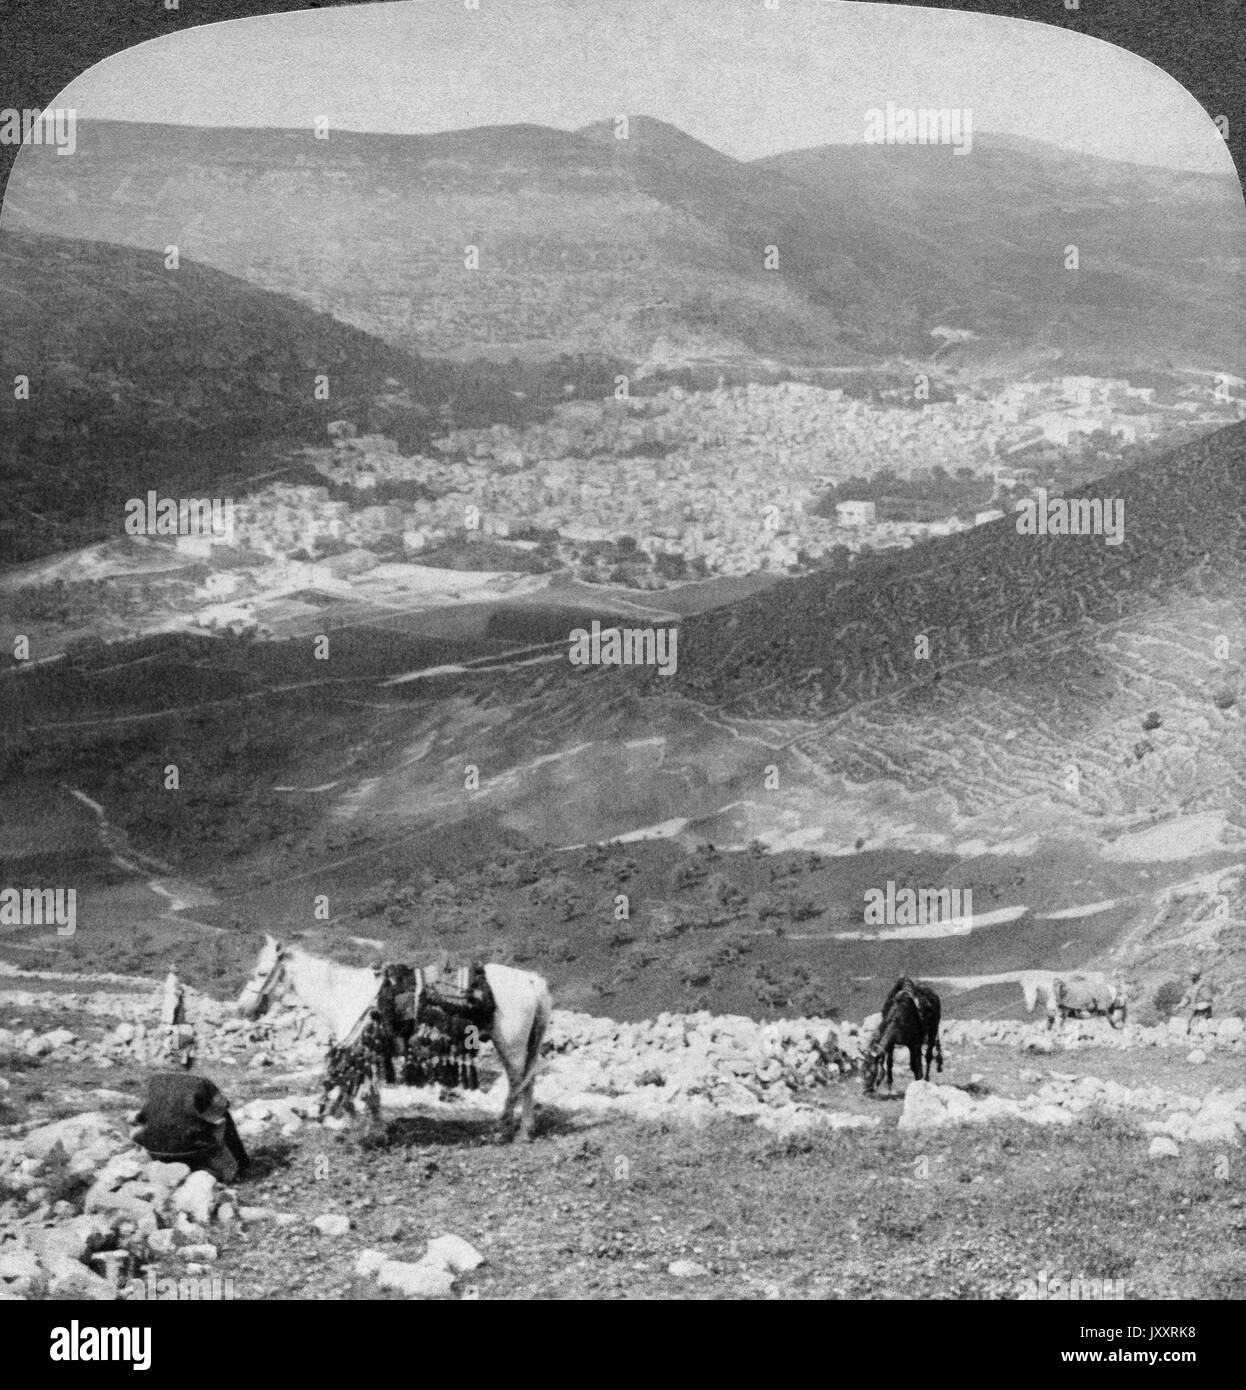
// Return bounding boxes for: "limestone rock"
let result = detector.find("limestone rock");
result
[45,1254,119,1301]
[375,1258,456,1299]
[312,1213,352,1237]
[22,1112,123,1162]
[424,1234,484,1275]
[172,1171,217,1226]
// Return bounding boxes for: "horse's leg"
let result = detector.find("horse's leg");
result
[935,1034,944,1073]
[494,1040,522,1142]
[515,993,549,1142]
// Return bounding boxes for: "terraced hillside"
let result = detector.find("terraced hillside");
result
[4,118,1241,369]
[658,422,1246,719]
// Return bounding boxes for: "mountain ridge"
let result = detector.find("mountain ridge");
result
[5,115,1240,371]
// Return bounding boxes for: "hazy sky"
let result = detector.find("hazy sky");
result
[55,0,1233,173]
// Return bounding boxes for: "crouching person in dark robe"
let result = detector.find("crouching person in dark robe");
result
[131,1072,250,1182]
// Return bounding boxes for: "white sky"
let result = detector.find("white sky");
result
[53,0,1234,173]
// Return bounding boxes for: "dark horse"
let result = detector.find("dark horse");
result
[862,977,944,1095]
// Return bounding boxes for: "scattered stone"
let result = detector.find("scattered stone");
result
[146,1229,177,1258]
[147,1161,192,1191]
[374,1259,456,1299]
[22,1112,123,1162]
[668,1259,708,1278]
[424,1234,484,1275]
[0,1245,45,1297]
[89,1250,131,1285]
[177,1244,218,1263]
[172,1171,217,1226]
[45,1255,118,1301]
[1148,1136,1180,1160]
[312,1213,352,1237]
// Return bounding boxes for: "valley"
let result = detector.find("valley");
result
[1,114,1243,1067]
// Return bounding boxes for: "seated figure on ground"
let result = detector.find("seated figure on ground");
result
[131,1071,249,1183]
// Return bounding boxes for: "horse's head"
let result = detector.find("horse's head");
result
[1020,974,1043,1013]
[861,1039,885,1095]
[236,934,291,1019]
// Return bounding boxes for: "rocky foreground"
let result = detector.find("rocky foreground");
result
[2,966,1244,1300]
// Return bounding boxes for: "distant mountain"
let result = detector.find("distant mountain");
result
[760,134,1246,370]
[4,117,1241,372]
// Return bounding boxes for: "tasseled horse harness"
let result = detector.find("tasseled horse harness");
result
[320,963,495,1117]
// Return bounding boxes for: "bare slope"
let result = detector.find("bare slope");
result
[4,118,1240,369]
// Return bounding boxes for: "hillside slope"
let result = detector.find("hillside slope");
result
[0,228,422,447]
[762,133,1245,370]
[4,118,1241,370]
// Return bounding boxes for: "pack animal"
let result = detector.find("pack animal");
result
[862,977,944,1095]
[1020,972,1126,1030]
[237,937,551,1140]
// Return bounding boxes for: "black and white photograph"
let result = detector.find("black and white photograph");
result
[0,0,1243,1327]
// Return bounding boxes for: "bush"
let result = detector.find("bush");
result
[1141,711,1162,732]
[1152,979,1184,1017]
[677,952,714,988]
[711,875,747,910]
[608,921,638,947]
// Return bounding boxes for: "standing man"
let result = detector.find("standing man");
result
[1176,967,1214,1034]
[161,967,196,1069]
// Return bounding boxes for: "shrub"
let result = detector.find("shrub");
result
[711,875,747,910]
[677,952,714,988]
[608,921,638,947]
[1152,979,1184,1017]
[1141,710,1162,732]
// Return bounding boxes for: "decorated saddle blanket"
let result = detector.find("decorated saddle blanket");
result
[321,962,495,1110]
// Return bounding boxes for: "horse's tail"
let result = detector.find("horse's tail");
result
[518,980,552,1099]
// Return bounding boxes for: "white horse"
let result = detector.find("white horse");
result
[1020,971,1126,1030]
[237,936,552,1140]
